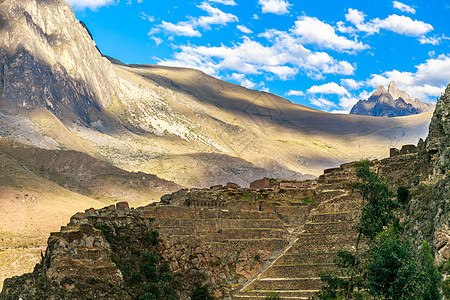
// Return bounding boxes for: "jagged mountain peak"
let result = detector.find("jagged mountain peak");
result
[350,81,435,117]
[0,0,118,118]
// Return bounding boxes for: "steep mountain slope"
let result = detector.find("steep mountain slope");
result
[350,81,435,117]
[0,0,434,188]
[0,137,179,290]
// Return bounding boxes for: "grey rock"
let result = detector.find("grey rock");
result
[350,81,435,117]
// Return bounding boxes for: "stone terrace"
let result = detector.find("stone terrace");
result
[232,170,361,300]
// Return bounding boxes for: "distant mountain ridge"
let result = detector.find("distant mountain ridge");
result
[350,81,435,117]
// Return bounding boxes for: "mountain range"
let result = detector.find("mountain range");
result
[350,81,435,117]
[0,0,443,292]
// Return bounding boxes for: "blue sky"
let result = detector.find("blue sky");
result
[71,0,450,113]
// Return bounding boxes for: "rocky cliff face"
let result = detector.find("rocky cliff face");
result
[350,81,435,117]
[404,83,450,265]
[0,0,118,121]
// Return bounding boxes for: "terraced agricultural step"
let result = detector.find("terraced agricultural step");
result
[309,211,358,223]
[157,227,287,239]
[205,238,288,252]
[154,218,285,229]
[303,221,357,234]
[260,264,336,279]
[246,277,324,290]
[276,252,337,265]
[233,289,318,299]
[315,201,362,213]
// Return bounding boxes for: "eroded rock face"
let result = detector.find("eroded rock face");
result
[350,81,435,117]
[405,83,450,265]
[0,0,118,120]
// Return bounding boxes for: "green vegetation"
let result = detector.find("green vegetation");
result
[191,283,215,300]
[397,186,410,206]
[318,162,442,300]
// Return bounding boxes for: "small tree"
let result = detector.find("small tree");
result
[367,226,422,300]
[420,241,442,300]
[397,186,410,206]
[354,162,398,241]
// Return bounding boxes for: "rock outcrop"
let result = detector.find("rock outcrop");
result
[0,0,118,121]
[350,81,435,117]
[404,83,450,265]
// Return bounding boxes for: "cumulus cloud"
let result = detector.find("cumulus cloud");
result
[160,21,201,37]
[153,2,238,37]
[159,32,356,80]
[291,16,368,52]
[310,98,338,110]
[140,12,155,22]
[307,82,349,95]
[67,0,116,10]
[345,9,433,37]
[393,1,415,14]
[237,25,253,34]
[196,2,239,29]
[230,73,256,89]
[340,78,361,90]
[286,90,305,96]
[208,0,237,5]
[258,0,292,15]
[377,15,433,36]
[366,55,450,101]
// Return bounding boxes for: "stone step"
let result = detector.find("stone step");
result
[315,190,345,202]
[260,264,336,279]
[205,238,288,252]
[157,227,287,239]
[154,218,285,229]
[276,252,336,265]
[233,289,317,299]
[144,207,281,220]
[288,233,356,252]
[303,221,356,234]
[165,229,287,242]
[315,201,361,214]
[245,277,323,291]
[309,211,358,223]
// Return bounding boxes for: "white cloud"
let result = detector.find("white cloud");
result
[262,65,298,80]
[140,12,154,22]
[307,82,349,95]
[67,0,115,10]
[159,32,356,80]
[345,9,433,37]
[237,25,253,34]
[286,90,305,96]
[340,78,361,90]
[418,35,449,45]
[292,16,368,52]
[160,21,201,37]
[230,73,256,89]
[151,36,163,45]
[258,0,292,15]
[253,14,259,20]
[310,98,338,110]
[196,2,239,29]
[393,1,416,14]
[208,0,237,5]
[153,3,238,37]
[346,8,366,25]
[366,55,450,101]
[377,15,433,36]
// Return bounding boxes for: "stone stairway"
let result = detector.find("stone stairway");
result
[233,190,361,299]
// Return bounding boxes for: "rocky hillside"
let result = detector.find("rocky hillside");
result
[0,137,180,290]
[0,0,434,188]
[403,83,450,265]
[350,81,435,117]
